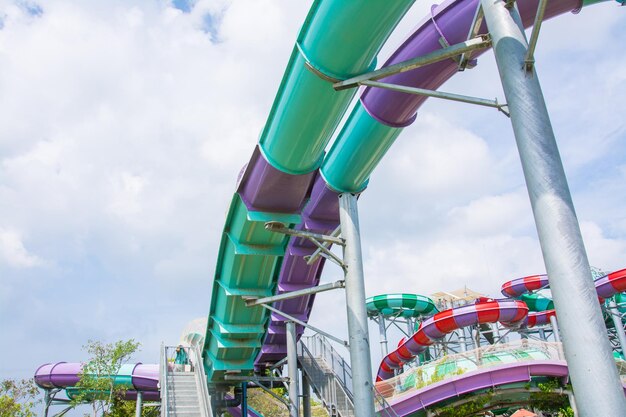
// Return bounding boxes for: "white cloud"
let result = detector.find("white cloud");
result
[0,228,43,268]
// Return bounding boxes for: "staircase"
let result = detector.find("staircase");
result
[298,335,355,417]
[166,372,203,416]
[160,344,213,417]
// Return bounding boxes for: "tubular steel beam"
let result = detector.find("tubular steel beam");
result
[265,221,345,246]
[481,0,626,415]
[360,80,508,114]
[339,193,376,417]
[334,36,491,90]
[259,303,348,347]
[286,321,300,417]
[244,280,345,306]
[524,0,548,71]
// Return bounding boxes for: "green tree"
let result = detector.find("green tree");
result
[71,339,140,417]
[0,378,41,417]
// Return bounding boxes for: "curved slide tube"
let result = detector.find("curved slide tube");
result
[366,293,438,318]
[501,268,626,304]
[377,300,528,381]
[202,0,417,380]
[34,362,159,401]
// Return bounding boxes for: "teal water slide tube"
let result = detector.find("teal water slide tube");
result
[202,0,416,382]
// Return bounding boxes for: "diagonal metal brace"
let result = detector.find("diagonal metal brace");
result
[524,0,548,72]
[265,222,345,246]
[265,221,346,269]
[257,302,349,347]
[334,35,491,91]
[458,5,485,71]
[361,80,510,117]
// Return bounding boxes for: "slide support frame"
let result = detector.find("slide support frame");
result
[339,192,376,417]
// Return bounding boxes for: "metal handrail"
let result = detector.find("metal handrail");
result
[299,337,354,416]
[159,343,170,417]
[374,387,400,417]
[191,344,213,417]
[302,334,354,396]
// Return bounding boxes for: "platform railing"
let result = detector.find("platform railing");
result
[191,344,213,417]
[159,343,170,417]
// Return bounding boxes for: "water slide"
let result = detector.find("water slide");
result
[34,362,160,401]
[203,0,617,384]
[366,293,439,319]
[501,268,626,311]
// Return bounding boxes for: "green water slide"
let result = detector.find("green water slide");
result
[202,0,415,383]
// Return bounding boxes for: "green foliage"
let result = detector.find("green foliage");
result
[71,339,140,416]
[246,389,328,417]
[0,379,41,417]
[432,393,492,417]
[107,399,158,417]
[529,378,572,416]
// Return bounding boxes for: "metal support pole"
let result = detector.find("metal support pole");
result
[302,375,312,417]
[538,328,546,341]
[549,315,561,343]
[135,391,143,417]
[43,390,51,417]
[338,193,376,417]
[241,382,248,417]
[406,317,414,336]
[609,300,626,356]
[378,315,389,356]
[568,391,580,417]
[286,321,300,417]
[480,0,626,415]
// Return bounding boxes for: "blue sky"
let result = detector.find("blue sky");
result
[0,0,624,414]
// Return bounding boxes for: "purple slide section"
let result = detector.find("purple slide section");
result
[360,0,582,127]
[234,145,342,367]
[238,146,315,214]
[256,174,341,366]
[378,361,572,416]
[34,362,160,401]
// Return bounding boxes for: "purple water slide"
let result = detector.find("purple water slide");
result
[377,361,571,416]
[34,362,160,401]
[360,0,582,127]
[235,146,343,367]
[256,174,341,366]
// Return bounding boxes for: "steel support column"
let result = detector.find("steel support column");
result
[339,193,375,417]
[610,300,626,356]
[480,0,626,415]
[378,315,389,356]
[241,382,248,417]
[286,321,300,417]
[135,391,143,417]
[302,375,312,417]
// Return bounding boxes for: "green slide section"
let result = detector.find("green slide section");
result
[203,194,300,381]
[520,293,554,312]
[366,293,438,318]
[321,101,403,192]
[258,0,414,174]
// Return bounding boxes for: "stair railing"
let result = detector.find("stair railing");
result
[299,335,354,416]
[159,343,170,417]
[191,343,213,417]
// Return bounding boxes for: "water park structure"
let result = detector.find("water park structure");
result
[34,0,626,416]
